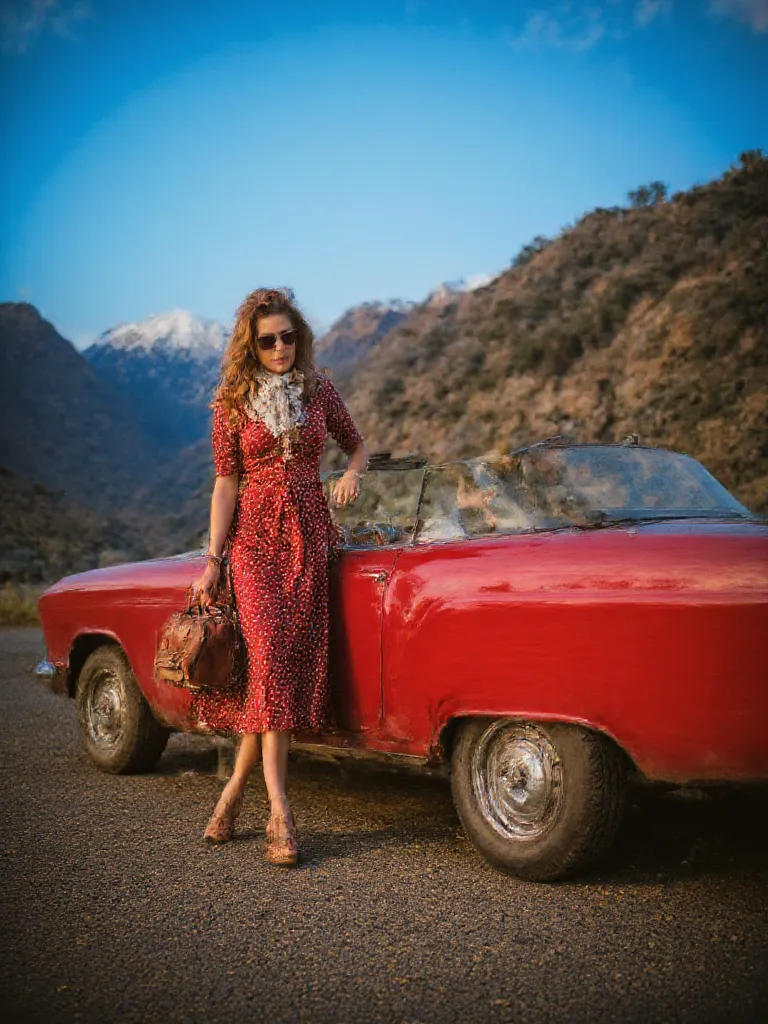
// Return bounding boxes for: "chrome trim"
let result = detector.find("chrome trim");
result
[292,742,442,776]
[471,720,564,841]
[85,669,125,750]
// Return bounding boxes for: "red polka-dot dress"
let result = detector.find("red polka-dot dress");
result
[191,372,363,735]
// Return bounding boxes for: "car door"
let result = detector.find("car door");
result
[329,548,397,730]
[324,465,424,733]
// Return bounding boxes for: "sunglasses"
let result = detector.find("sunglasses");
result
[255,328,297,351]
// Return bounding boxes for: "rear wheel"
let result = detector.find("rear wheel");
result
[75,645,170,774]
[451,718,626,881]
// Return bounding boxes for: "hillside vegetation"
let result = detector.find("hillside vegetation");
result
[0,466,150,582]
[314,301,413,380]
[342,152,768,512]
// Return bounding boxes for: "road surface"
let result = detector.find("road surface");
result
[1,628,766,1023]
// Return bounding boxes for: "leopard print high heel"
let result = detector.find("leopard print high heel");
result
[203,787,244,845]
[265,809,299,867]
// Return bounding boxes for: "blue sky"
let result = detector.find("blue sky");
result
[1,0,766,347]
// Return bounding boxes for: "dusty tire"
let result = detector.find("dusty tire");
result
[75,645,170,774]
[451,718,626,882]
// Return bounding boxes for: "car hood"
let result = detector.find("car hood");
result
[41,550,205,597]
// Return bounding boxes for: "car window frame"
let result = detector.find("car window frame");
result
[323,465,427,551]
[412,444,755,546]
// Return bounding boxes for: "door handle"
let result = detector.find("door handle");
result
[360,571,388,583]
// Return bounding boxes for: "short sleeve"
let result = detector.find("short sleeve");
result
[322,378,364,455]
[212,402,240,476]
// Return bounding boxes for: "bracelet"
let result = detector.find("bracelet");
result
[206,553,223,565]
[346,468,365,480]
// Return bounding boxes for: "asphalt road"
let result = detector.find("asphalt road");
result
[1,628,767,1024]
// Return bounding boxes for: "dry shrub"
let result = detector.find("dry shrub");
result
[0,583,43,626]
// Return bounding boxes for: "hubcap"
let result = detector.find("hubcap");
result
[87,671,125,749]
[471,720,563,841]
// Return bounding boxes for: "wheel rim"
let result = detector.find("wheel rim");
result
[86,670,125,750]
[471,720,564,841]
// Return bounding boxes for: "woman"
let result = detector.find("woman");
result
[192,287,367,866]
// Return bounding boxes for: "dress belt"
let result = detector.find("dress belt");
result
[238,462,321,493]
[234,462,326,588]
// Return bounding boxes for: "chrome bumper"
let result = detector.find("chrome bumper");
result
[34,659,70,697]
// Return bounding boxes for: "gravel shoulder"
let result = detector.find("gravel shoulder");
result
[1,628,767,1024]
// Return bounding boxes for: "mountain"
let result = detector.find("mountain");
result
[339,152,768,513]
[84,309,229,452]
[95,309,228,358]
[314,300,415,380]
[125,432,213,541]
[0,465,150,582]
[313,281,495,380]
[0,302,157,512]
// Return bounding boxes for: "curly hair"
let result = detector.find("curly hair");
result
[214,287,318,424]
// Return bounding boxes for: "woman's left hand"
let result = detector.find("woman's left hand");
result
[332,469,362,507]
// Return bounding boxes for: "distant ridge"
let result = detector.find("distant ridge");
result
[0,302,156,513]
[315,300,416,379]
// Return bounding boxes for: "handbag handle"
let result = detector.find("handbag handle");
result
[186,553,236,615]
[185,584,204,613]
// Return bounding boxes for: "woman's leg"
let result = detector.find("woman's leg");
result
[204,733,262,841]
[213,732,261,810]
[233,733,262,784]
[261,730,292,817]
[262,730,298,863]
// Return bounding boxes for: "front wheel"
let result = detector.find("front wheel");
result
[451,718,627,881]
[76,645,170,774]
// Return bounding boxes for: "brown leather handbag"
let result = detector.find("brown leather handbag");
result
[153,559,245,693]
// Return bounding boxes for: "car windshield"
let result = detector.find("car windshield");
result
[415,445,753,543]
[323,467,425,547]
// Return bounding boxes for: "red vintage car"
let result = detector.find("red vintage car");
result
[36,440,768,881]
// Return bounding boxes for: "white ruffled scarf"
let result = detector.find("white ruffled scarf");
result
[244,367,307,437]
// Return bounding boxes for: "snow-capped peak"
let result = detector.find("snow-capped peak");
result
[93,309,229,358]
[426,273,496,305]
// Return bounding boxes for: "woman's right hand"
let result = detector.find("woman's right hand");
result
[193,560,222,609]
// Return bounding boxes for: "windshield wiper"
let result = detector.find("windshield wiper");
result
[558,511,760,531]
[525,510,761,533]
